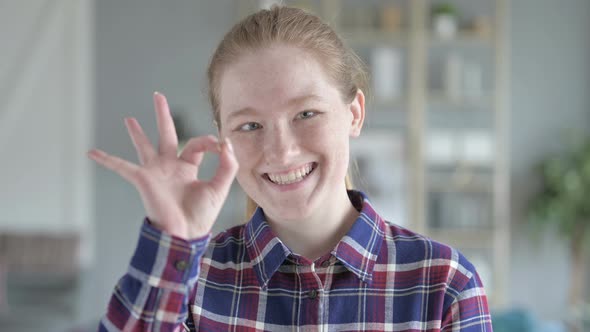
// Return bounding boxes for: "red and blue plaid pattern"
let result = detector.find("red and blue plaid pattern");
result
[100,191,492,331]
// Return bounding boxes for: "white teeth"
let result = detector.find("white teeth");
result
[267,164,314,185]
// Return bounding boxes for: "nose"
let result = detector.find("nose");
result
[262,123,301,166]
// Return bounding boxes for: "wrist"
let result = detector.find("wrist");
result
[146,217,210,240]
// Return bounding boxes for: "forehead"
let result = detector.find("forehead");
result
[218,45,341,117]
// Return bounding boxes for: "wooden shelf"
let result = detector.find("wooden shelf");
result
[426,228,495,249]
[332,0,509,310]
[427,162,494,172]
[428,30,493,47]
[340,29,408,46]
[369,97,408,109]
[428,182,492,194]
[364,109,408,130]
[428,91,493,107]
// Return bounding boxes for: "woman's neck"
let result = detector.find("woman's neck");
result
[266,190,360,261]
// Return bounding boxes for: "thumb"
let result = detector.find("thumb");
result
[209,138,239,195]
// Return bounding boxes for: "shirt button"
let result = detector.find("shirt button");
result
[321,260,330,268]
[175,260,188,271]
[308,289,318,299]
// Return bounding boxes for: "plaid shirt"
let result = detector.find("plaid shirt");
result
[99,191,492,331]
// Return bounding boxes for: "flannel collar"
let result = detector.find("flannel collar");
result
[244,190,386,289]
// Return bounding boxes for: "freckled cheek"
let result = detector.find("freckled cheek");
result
[229,135,261,166]
[229,141,261,187]
[319,132,351,170]
[306,124,349,151]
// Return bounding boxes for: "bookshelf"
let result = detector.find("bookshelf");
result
[237,0,510,308]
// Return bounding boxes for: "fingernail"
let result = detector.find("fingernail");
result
[154,91,160,96]
[87,149,99,158]
[125,118,136,129]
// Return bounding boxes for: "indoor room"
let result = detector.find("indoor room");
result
[0,0,588,331]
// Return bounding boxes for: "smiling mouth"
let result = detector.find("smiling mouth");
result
[265,162,317,185]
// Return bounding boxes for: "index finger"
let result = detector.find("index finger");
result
[178,135,220,168]
[154,92,179,157]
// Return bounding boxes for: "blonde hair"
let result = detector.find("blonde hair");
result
[206,5,367,219]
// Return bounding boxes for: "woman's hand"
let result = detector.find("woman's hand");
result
[88,92,238,239]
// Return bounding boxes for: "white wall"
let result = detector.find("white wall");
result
[0,0,94,262]
[509,0,590,320]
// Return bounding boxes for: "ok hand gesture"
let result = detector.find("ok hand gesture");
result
[88,92,238,239]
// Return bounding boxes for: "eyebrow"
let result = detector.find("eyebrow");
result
[226,94,324,121]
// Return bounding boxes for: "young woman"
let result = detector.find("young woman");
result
[91,6,492,332]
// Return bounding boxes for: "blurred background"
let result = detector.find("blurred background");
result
[0,0,589,331]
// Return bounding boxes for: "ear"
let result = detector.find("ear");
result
[348,89,365,137]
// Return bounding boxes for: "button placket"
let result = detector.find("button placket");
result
[175,260,188,272]
[307,262,322,301]
[308,289,318,299]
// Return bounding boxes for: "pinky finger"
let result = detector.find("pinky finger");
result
[88,149,139,184]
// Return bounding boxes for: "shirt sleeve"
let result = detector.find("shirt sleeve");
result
[440,267,493,332]
[98,219,211,332]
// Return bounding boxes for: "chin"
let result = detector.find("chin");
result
[260,197,316,221]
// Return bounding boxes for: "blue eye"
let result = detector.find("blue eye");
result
[298,110,317,119]
[238,122,261,131]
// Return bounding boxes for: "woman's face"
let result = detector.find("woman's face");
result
[217,45,364,222]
